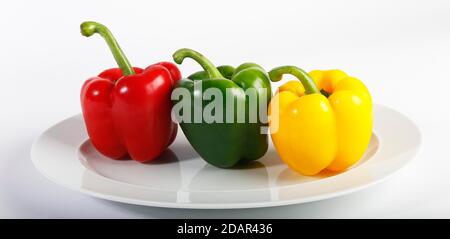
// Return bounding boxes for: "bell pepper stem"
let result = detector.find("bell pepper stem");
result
[80,21,135,76]
[268,66,319,94]
[173,48,223,79]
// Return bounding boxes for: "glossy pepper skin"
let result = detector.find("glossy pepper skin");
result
[268,66,372,175]
[80,21,181,162]
[172,48,272,168]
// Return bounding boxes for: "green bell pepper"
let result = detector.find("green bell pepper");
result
[172,48,272,168]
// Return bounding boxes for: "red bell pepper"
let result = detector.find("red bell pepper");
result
[79,21,181,162]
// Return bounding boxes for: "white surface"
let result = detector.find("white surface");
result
[31,105,420,209]
[0,0,448,218]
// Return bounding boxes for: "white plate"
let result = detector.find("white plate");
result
[31,105,420,209]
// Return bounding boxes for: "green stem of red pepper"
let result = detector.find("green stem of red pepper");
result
[80,21,135,76]
[172,48,223,79]
[268,66,320,94]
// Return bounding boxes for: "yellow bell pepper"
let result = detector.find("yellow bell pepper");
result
[268,66,372,176]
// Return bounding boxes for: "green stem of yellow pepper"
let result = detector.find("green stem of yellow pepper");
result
[269,66,319,94]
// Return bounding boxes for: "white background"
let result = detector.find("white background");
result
[0,0,449,218]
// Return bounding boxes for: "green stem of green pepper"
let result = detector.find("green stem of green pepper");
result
[268,66,320,94]
[80,21,135,76]
[172,48,223,79]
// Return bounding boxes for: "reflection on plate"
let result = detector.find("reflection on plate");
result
[31,105,421,209]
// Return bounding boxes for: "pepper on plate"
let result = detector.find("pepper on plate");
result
[268,66,372,175]
[79,21,181,162]
[171,48,272,168]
